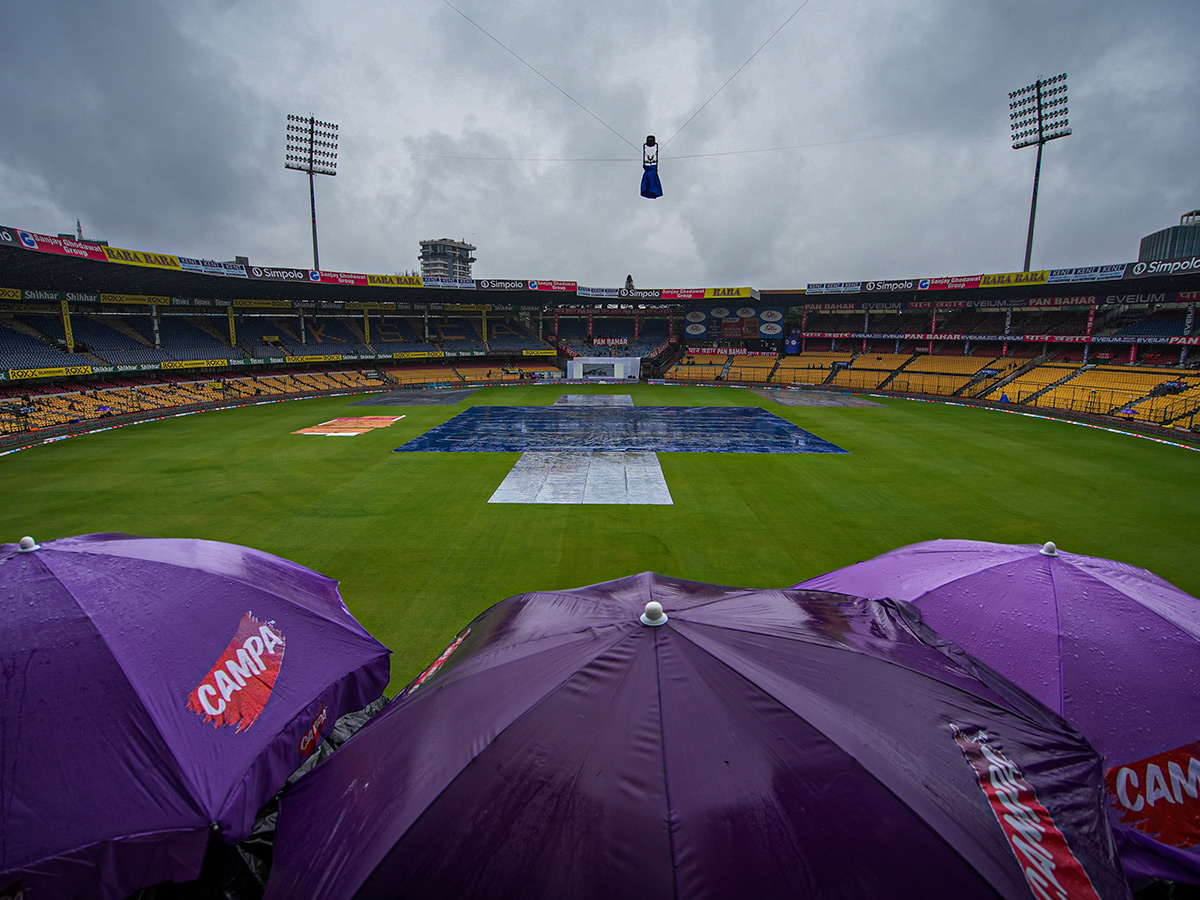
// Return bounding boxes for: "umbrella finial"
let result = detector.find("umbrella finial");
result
[1040,541,1058,557]
[640,601,668,627]
[18,536,40,553]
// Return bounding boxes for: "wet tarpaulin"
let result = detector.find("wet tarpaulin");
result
[488,451,673,504]
[393,406,847,453]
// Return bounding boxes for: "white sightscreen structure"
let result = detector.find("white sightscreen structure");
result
[566,357,642,382]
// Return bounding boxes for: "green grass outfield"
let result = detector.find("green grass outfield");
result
[2,383,1197,690]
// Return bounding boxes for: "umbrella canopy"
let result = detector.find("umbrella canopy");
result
[796,539,1200,885]
[267,572,1129,900]
[0,533,391,900]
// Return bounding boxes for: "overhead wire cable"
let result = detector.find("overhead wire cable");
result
[410,124,945,162]
[440,0,640,152]
[661,0,813,149]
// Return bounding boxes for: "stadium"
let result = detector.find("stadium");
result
[2,233,1198,621]
[3,219,1200,900]
[4,2,1200,897]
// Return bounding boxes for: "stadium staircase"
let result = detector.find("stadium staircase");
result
[875,352,920,390]
[821,353,859,386]
[1022,363,1095,406]
[4,317,57,344]
[89,315,154,348]
[1163,389,1200,427]
[187,316,240,351]
[1,316,108,366]
[952,356,1009,397]
[970,352,1057,400]
[270,318,303,343]
[1111,380,1195,419]
[720,356,735,380]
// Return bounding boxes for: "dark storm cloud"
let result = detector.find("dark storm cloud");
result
[2,0,1197,286]
[0,1,280,257]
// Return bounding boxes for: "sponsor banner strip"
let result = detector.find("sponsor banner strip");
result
[100,293,169,305]
[309,270,370,287]
[179,257,248,278]
[162,359,230,369]
[704,287,755,299]
[1126,257,1200,279]
[8,365,94,380]
[981,271,1051,288]
[474,279,529,291]
[954,727,1103,900]
[422,276,475,290]
[1,226,109,261]
[1105,740,1200,848]
[233,298,292,308]
[102,246,182,270]
[366,274,423,287]
[528,280,577,292]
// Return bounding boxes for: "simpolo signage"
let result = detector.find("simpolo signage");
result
[249,265,308,282]
[1127,257,1200,278]
[863,279,916,293]
[475,279,528,291]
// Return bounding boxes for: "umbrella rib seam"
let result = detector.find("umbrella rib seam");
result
[664,622,1033,887]
[359,625,640,886]
[61,544,359,635]
[652,627,682,900]
[1048,561,1068,718]
[30,555,214,818]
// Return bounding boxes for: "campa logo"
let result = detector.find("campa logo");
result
[954,726,1102,900]
[298,704,329,756]
[1107,740,1200,848]
[186,612,286,732]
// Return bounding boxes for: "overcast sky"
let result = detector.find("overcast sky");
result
[1,0,1197,290]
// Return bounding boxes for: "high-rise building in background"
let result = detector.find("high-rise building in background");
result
[1139,210,1200,261]
[419,239,477,279]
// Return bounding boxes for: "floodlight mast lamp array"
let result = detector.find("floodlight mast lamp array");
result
[1009,74,1070,272]
[285,114,339,271]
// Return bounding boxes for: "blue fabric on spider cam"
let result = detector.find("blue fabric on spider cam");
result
[641,164,663,199]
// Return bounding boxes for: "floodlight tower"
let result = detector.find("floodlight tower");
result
[285,114,339,271]
[1009,74,1070,272]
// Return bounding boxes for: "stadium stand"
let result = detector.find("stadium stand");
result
[69,315,177,365]
[367,316,442,356]
[452,361,560,383]
[772,352,855,385]
[0,317,98,369]
[0,369,388,436]
[157,316,245,361]
[725,355,778,383]
[381,364,464,386]
[486,320,551,354]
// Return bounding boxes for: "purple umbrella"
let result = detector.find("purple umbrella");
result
[796,539,1200,885]
[267,572,1129,900]
[0,533,391,900]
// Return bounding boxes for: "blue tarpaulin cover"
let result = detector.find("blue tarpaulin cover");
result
[393,406,847,453]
